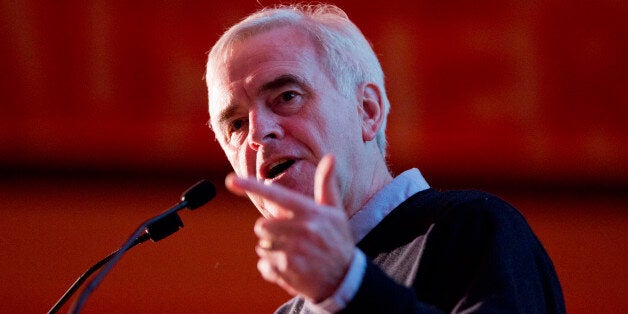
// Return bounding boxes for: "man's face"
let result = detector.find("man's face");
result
[208,26,364,218]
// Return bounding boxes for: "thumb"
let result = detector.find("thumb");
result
[314,154,342,207]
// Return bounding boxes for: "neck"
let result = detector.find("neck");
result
[343,153,393,217]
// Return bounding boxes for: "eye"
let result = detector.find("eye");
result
[278,91,298,104]
[232,119,245,131]
[271,90,303,115]
[227,118,248,140]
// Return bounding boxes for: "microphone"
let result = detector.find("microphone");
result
[181,179,216,209]
[48,179,215,314]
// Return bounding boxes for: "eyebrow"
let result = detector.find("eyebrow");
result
[216,74,308,126]
[216,103,239,128]
[257,74,307,94]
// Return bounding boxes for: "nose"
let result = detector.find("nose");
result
[247,108,282,151]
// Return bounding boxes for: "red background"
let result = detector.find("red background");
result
[1,0,626,313]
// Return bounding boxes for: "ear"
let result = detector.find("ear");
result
[357,82,385,142]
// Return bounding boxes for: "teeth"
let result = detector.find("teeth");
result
[266,159,295,179]
[269,159,290,170]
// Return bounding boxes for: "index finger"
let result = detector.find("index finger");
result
[225,174,317,217]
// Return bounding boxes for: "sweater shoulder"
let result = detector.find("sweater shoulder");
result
[432,190,527,228]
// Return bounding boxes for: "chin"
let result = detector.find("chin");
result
[272,162,316,197]
[276,176,314,198]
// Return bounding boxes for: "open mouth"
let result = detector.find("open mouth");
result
[266,159,295,179]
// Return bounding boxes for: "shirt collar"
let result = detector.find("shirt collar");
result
[348,168,430,243]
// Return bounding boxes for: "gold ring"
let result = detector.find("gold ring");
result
[259,238,274,251]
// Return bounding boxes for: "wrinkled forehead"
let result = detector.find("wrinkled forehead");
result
[207,26,321,123]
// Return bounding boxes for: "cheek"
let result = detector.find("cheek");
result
[312,109,359,150]
[227,146,257,177]
[221,146,244,175]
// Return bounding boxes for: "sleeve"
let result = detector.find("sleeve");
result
[308,249,367,313]
[339,260,445,313]
[339,195,565,313]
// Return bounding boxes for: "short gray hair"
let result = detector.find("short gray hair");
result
[206,3,390,155]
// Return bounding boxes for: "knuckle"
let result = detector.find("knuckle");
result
[254,218,267,234]
[301,219,320,235]
[283,254,304,273]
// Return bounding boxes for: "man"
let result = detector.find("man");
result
[205,3,565,313]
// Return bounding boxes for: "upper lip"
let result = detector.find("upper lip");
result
[259,156,296,180]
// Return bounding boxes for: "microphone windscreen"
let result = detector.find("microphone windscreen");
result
[181,180,216,209]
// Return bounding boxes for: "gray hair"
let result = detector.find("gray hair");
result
[206,3,390,156]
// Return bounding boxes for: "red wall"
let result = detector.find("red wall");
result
[1,0,626,312]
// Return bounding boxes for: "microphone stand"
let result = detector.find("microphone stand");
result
[47,233,151,314]
[47,179,214,313]
[69,202,188,313]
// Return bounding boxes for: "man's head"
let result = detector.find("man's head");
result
[206,4,391,217]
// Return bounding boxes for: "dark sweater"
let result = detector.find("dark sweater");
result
[278,188,565,313]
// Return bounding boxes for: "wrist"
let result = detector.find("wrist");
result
[308,249,367,312]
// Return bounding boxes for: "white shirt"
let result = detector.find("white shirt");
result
[310,168,430,313]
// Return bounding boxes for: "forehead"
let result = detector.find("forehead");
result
[208,26,322,118]
[228,26,318,77]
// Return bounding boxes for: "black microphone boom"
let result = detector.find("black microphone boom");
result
[48,179,215,314]
[47,234,151,314]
